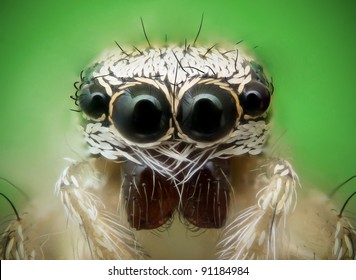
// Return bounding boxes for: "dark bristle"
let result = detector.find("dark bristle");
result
[330,175,356,198]
[339,191,356,217]
[172,51,188,74]
[205,65,217,76]
[184,65,205,74]
[133,45,144,55]
[202,43,217,58]
[184,38,188,52]
[221,49,236,56]
[80,70,84,82]
[140,17,152,48]
[73,81,80,90]
[115,41,129,56]
[164,34,168,47]
[193,13,204,46]
[0,193,20,221]
[0,177,30,201]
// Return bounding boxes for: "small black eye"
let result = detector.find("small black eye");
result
[111,85,171,143]
[239,81,271,116]
[176,84,238,142]
[78,83,110,118]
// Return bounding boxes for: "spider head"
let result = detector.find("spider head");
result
[74,45,273,180]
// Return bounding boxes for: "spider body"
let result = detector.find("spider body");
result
[1,43,355,260]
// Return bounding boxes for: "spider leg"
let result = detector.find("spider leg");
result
[217,156,356,259]
[217,157,299,259]
[56,158,145,259]
[287,189,356,259]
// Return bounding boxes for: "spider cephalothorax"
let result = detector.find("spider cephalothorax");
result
[73,45,273,229]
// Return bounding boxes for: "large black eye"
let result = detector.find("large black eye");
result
[239,81,271,116]
[111,85,171,143]
[176,84,238,142]
[78,83,110,119]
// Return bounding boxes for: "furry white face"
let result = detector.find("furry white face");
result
[74,45,273,184]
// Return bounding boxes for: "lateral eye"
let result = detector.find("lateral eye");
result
[78,83,110,118]
[176,84,238,142]
[239,81,271,116]
[111,85,171,143]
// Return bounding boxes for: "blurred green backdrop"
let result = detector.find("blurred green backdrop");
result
[0,0,355,225]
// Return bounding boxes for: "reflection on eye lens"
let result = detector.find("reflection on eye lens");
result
[176,84,238,142]
[191,96,223,134]
[78,84,110,119]
[111,85,171,143]
[239,81,271,116]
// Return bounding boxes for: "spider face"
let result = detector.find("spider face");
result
[74,46,273,230]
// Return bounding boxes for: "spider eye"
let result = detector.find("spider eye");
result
[78,83,110,118]
[111,85,171,143]
[176,84,238,142]
[239,81,271,116]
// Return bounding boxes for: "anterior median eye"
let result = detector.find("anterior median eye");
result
[78,83,110,119]
[111,85,172,143]
[239,81,271,116]
[176,84,238,142]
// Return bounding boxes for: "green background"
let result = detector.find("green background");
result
[0,0,355,219]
